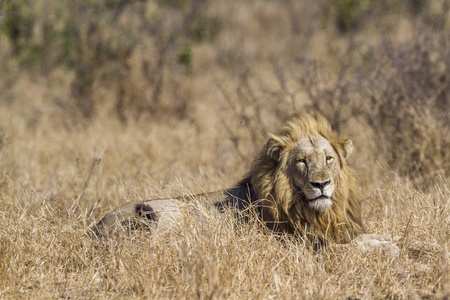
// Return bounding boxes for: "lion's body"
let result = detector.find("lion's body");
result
[93,113,364,244]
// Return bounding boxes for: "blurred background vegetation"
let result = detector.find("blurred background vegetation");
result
[0,0,449,188]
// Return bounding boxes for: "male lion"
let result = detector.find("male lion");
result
[93,113,365,244]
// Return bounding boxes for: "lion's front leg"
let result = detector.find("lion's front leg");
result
[352,233,400,256]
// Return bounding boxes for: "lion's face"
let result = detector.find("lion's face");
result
[286,135,340,213]
[260,114,355,218]
[250,113,362,241]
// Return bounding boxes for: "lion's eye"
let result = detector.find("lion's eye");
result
[298,159,306,164]
[326,156,333,162]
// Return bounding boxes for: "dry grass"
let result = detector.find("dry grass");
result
[0,108,448,299]
[0,0,449,298]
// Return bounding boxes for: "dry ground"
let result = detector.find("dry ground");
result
[0,0,449,299]
[0,99,448,299]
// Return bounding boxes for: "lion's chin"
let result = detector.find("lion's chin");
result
[307,196,332,214]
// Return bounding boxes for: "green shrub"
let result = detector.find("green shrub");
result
[0,0,220,119]
[188,15,220,42]
[330,0,372,33]
[177,44,193,75]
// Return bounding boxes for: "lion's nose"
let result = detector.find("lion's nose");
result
[311,180,331,190]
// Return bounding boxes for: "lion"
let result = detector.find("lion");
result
[92,113,365,244]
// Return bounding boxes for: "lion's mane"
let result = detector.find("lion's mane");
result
[237,113,364,243]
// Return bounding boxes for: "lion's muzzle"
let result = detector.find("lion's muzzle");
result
[301,179,334,213]
[305,180,334,200]
[310,180,331,190]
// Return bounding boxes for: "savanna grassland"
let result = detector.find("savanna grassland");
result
[0,0,449,298]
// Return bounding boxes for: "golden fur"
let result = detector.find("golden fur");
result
[245,113,364,243]
[93,113,364,244]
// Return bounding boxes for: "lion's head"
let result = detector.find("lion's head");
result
[248,113,363,243]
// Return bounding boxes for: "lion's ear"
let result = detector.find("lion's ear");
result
[340,138,353,160]
[267,137,284,162]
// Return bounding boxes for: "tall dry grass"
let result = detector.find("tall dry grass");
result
[0,145,448,298]
[0,0,449,298]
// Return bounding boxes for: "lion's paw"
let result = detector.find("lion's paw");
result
[354,234,400,257]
